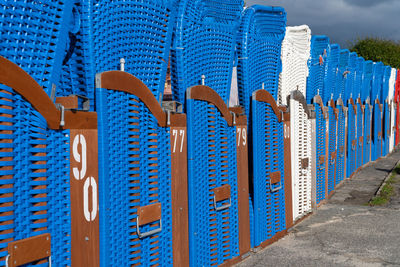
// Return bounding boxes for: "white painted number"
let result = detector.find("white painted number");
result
[237,128,247,147]
[73,134,87,180]
[73,134,98,222]
[83,177,98,222]
[172,129,185,153]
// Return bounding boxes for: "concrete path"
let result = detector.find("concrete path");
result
[238,149,400,267]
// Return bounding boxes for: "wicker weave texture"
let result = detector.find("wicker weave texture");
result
[356,102,363,170]
[347,103,356,178]
[306,36,329,104]
[335,50,349,101]
[372,62,384,101]
[0,85,71,266]
[96,88,173,266]
[290,99,312,221]
[372,102,382,161]
[382,67,392,156]
[361,61,374,103]
[237,5,286,119]
[363,105,372,165]
[186,98,239,266]
[171,0,243,106]
[327,106,337,195]
[336,104,346,185]
[314,103,326,204]
[343,52,357,103]
[60,0,177,109]
[251,96,286,247]
[323,44,340,104]
[278,25,311,106]
[0,0,73,96]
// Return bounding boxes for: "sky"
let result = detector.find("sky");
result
[246,0,400,48]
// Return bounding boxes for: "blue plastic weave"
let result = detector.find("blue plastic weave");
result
[186,97,239,266]
[323,44,340,104]
[361,61,374,103]
[251,96,285,247]
[383,100,390,157]
[237,5,286,119]
[372,101,382,161]
[314,102,326,203]
[363,104,372,165]
[372,62,384,101]
[60,0,177,109]
[343,52,357,104]
[347,103,356,178]
[306,36,329,104]
[336,103,346,185]
[96,88,173,266]
[0,85,71,266]
[356,101,363,170]
[382,66,392,156]
[171,0,243,106]
[327,106,337,195]
[354,57,365,99]
[335,50,349,101]
[0,1,73,96]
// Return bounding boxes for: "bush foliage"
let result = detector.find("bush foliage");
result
[350,38,400,69]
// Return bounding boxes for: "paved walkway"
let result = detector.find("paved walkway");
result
[238,149,400,267]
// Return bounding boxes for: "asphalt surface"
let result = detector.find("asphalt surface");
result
[238,149,400,267]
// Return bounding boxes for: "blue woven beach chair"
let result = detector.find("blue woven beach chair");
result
[362,61,374,165]
[306,36,329,104]
[237,5,286,119]
[171,0,243,106]
[186,86,244,266]
[251,90,286,247]
[382,66,392,156]
[95,71,181,266]
[60,0,177,109]
[323,44,340,104]
[0,0,74,96]
[0,56,100,266]
[336,99,346,185]
[346,53,358,178]
[324,44,340,194]
[372,62,384,160]
[355,57,365,170]
[313,95,327,203]
[327,100,338,196]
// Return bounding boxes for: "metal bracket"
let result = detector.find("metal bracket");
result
[230,111,236,125]
[55,104,65,127]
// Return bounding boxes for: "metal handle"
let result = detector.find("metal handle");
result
[269,179,282,193]
[359,139,363,147]
[213,195,231,211]
[330,158,335,165]
[136,216,162,239]
[352,144,356,151]
[318,163,325,170]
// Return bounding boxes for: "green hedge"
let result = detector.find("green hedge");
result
[350,38,400,69]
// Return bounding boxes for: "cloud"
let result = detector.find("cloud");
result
[246,0,400,47]
[343,0,394,7]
